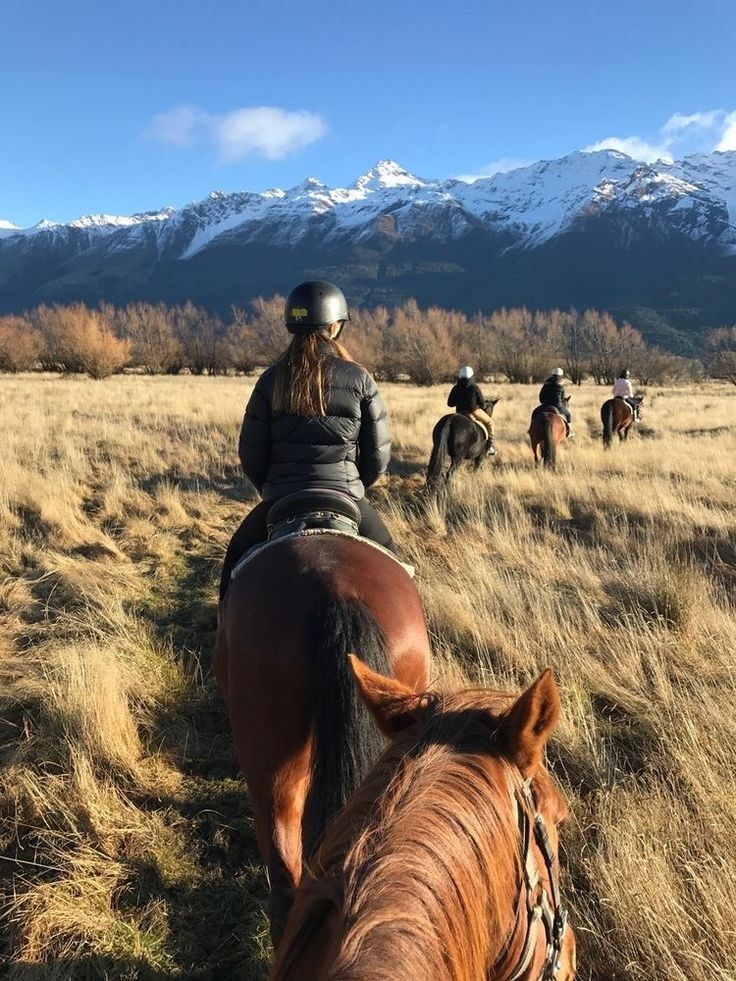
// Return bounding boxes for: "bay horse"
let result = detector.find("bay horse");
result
[213,533,431,945]
[601,396,644,448]
[271,661,576,981]
[528,398,571,469]
[427,398,500,489]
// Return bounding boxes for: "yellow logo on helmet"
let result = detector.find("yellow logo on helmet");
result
[291,307,309,321]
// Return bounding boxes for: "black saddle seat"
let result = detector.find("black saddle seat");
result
[266,489,362,540]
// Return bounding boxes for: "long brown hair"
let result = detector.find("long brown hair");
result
[271,329,352,417]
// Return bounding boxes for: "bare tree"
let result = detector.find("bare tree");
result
[706,326,736,385]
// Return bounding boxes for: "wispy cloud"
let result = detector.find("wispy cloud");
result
[456,157,533,183]
[584,109,736,163]
[144,105,328,161]
[716,111,736,152]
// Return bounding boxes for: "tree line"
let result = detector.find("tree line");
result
[0,297,734,384]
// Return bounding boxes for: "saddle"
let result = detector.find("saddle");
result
[613,396,636,419]
[231,490,414,581]
[469,416,490,441]
[266,489,361,542]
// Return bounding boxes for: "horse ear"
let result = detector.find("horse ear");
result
[498,669,560,775]
[348,654,427,735]
[490,397,500,406]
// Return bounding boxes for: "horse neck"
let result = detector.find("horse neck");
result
[286,744,522,981]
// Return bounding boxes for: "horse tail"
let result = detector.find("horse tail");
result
[427,419,451,488]
[602,401,614,449]
[301,597,390,860]
[542,414,556,468]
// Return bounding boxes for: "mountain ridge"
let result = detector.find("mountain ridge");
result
[2,149,736,354]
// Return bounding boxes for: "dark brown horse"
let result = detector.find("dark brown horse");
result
[426,398,500,489]
[271,661,576,981]
[601,396,644,448]
[213,534,431,945]
[528,397,571,468]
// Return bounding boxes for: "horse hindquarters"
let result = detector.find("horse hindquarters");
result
[218,539,431,947]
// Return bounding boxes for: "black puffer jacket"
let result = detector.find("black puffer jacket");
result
[447,379,485,413]
[538,378,567,409]
[238,357,391,502]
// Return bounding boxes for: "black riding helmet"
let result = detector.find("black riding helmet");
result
[285,280,350,335]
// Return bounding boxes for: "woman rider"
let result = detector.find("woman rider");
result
[446,365,494,441]
[219,280,394,600]
[612,367,639,418]
[536,367,574,437]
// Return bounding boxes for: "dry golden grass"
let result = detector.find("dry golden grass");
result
[1,372,735,980]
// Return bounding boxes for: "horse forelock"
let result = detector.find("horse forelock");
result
[278,688,541,981]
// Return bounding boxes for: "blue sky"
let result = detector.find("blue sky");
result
[3,0,736,225]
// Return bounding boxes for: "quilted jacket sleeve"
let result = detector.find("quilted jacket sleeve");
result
[447,384,458,408]
[238,371,272,493]
[358,373,391,488]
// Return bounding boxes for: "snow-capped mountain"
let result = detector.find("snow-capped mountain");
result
[2,150,736,352]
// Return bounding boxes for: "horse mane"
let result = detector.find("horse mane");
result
[273,688,545,981]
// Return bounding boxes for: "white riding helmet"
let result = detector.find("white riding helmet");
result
[458,365,474,379]
[551,367,564,377]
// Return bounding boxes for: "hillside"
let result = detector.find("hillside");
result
[3,152,736,354]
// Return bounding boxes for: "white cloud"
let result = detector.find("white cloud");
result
[456,157,533,182]
[661,110,721,137]
[584,135,671,163]
[144,105,206,147]
[144,105,328,161]
[716,111,736,151]
[213,108,327,162]
[584,109,736,163]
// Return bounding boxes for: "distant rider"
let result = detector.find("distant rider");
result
[537,367,573,436]
[447,365,494,442]
[612,368,639,419]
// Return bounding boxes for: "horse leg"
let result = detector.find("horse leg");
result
[268,748,312,945]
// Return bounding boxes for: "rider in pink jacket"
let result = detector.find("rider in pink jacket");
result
[612,369,638,417]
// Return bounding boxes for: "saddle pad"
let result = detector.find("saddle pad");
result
[471,417,490,440]
[231,528,415,581]
[613,396,634,417]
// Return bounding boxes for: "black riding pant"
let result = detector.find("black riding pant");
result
[219,498,396,601]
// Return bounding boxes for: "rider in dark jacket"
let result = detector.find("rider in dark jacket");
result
[536,367,573,435]
[219,281,393,599]
[447,365,494,438]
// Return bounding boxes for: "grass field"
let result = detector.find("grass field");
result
[1,372,735,981]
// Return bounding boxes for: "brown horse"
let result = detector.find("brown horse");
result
[528,397,571,468]
[272,661,576,981]
[601,396,644,448]
[213,534,431,945]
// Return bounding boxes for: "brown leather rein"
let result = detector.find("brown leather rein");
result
[495,778,570,981]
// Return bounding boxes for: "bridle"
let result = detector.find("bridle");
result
[495,777,570,981]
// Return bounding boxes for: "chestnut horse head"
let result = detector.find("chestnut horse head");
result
[528,398,571,469]
[213,534,431,945]
[272,663,576,981]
